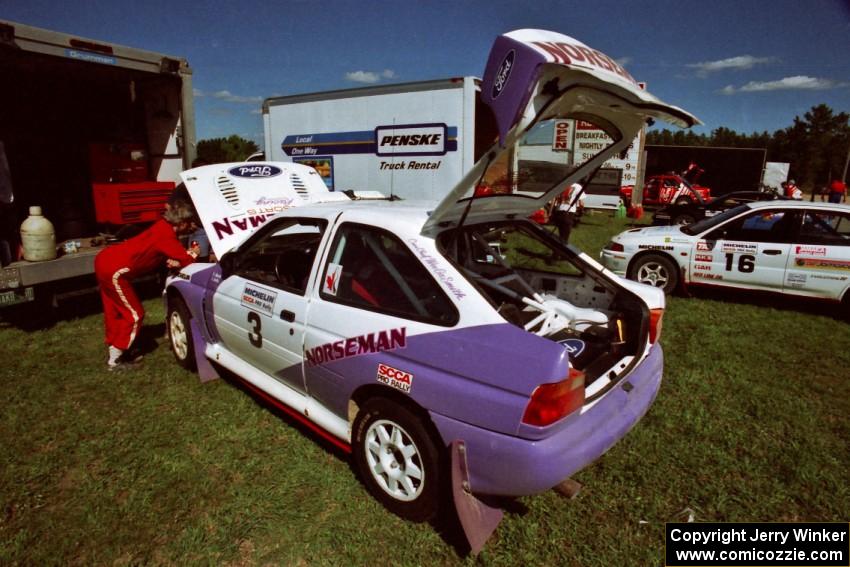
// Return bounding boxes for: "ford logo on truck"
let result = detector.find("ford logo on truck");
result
[228,165,283,179]
[492,49,515,99]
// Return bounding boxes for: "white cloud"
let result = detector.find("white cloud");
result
[721,75,845,94]
[211,90,263,104]
[688,55,773,77]
[193,88,205,97]
[345,69,397,84]
[615,56,632,67]
[345,71,381,84]
[250,108,262,115]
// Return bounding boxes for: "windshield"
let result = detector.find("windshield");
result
[682,204,749,235]
[473,117,620,199]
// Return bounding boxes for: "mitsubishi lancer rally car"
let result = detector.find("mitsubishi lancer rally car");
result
[601,200,850,314]
[164,29,699,525]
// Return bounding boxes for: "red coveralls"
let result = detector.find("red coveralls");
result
[95,220,195,350]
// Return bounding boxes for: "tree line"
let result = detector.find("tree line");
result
[646,104,850,189]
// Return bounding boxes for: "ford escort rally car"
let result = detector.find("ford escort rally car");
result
[601,200,850,313]
[164,29,699,529]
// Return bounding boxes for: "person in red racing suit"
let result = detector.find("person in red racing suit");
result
[95,196,199,370]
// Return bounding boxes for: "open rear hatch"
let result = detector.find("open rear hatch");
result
[423,29,699,233]
[431,29,693,395]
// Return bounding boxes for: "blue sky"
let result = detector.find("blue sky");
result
[4,0,849,147]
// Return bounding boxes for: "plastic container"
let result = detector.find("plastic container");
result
[20,206,57,261]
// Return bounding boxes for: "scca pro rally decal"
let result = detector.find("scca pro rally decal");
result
[305,327,407,366]
[795,245,827,256]
[241,283,277,316]
[228,165,283,178]
[377,363,413,394]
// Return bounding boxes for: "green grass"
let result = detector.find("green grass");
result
[1,211,848,565]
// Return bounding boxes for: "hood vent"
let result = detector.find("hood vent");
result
[290,173,310,201]
[216,176,240,209]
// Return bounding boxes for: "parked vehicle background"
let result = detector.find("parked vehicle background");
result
[621,173,711,207]
[652,190,785,226]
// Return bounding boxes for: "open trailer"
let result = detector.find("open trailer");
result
[0,20,195,308]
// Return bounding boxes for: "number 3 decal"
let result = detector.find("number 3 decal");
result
[724,253,756,273]
[247,311,263,348]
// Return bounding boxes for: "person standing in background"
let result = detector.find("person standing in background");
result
[828,179,847,203]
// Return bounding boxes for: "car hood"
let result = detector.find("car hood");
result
[616,224,688,241]
[423,29,700,233]
[180,162,348,258]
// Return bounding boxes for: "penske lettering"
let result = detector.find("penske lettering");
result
[380,134,441,147]
[305,327,407,367]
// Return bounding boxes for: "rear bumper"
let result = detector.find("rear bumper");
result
[430,344,663,496]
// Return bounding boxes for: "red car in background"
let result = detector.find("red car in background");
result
[621,173,712,207]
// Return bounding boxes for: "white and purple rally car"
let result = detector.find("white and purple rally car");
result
[165,29,698,544]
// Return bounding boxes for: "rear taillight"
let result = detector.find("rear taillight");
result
[606,241,624,252]
[649,308,664,344]
[522,368,586,427]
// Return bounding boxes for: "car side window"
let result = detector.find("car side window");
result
[797,211,850,246]
[234,218,327,295]
[320,223,458,326]
[707,210,796,243]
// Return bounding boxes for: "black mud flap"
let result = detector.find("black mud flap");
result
[450,440,503,555]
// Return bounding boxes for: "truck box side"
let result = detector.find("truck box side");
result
[262,78,478,202]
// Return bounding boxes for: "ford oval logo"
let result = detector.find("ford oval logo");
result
[559,338,586,357]
[491,49,515,99]
[228,165,283,179]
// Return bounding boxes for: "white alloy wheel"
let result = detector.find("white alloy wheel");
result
[364,419,424,502]
[169,309,189,361]
[630,253,679,294]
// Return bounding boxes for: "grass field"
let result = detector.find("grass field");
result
[1,211,848,565]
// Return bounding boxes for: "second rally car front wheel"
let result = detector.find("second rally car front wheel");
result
[629,253,679,294]
[352,397,443,522]
[167,297,197,371]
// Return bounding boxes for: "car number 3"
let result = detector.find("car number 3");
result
[725,253,756,273]
[247,312,263,348]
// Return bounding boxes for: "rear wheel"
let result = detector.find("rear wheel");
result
[167,297,196,370]
[352,398,442,522]
[629,253,679,294]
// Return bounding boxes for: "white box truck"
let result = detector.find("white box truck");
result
[262,77,494,202]
[0,19,196,309]
[262,77,638,209]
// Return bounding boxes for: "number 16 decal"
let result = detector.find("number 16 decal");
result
[725,253,755,273]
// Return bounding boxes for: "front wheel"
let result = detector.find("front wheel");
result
[629,253,679,294]
[674,196,692,205]
[167,297,196,370]
[352,398,442,522]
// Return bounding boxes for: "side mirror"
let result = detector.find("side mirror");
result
[219,251,236,277]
